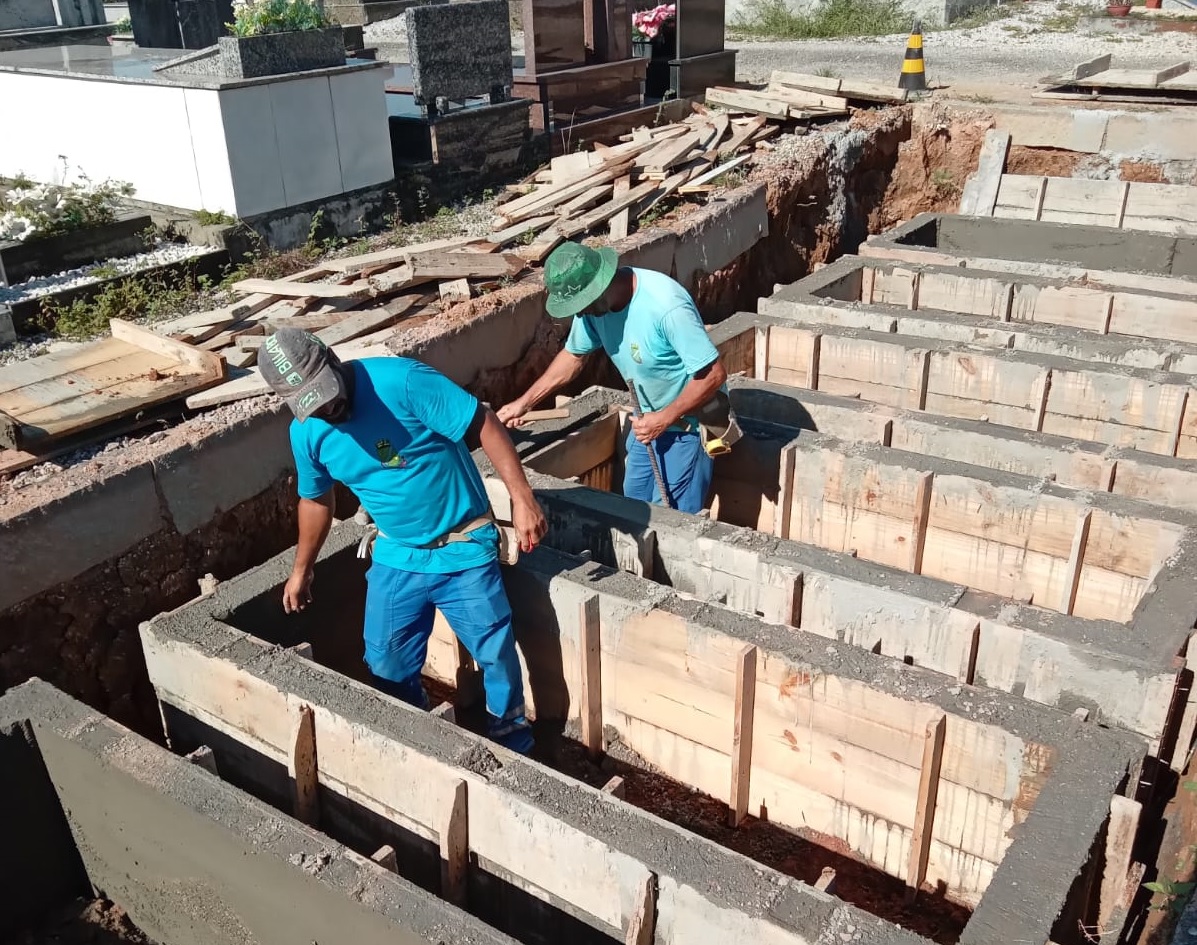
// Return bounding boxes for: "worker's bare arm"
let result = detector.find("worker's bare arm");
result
[496,349,587,427]
[631,358,728,444]
[284,491,335,613]
[467,406,548,553]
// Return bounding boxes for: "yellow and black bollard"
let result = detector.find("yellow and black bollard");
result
[899,20,928,93]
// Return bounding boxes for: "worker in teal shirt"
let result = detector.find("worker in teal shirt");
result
[498,241,730,513]
[260,328,547,755]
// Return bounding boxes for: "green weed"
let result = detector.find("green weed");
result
[731,0,911,40]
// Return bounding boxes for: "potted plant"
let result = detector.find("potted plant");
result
[631,3,676,99]
[1107,0,1132,14]
[220,0,346,79]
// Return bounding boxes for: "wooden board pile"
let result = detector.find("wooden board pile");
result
[1039,54,1197,103]
[0,319,226,475]
[704,70,908,121]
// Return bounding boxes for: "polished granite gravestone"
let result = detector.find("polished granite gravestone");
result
[128,0,232,49]
[0,0,58,31]
[406,0,512,107]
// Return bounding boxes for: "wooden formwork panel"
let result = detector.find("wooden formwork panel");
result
[779,441,1185,623]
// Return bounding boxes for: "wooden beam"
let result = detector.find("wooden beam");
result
[807,333,822,391]
[1059,510,1093,616]
[728,644,758,828]
[609,175,632,240]
[625,872,656,945]
[431,701,456,724]
[905,713,946,900]
[580,595,604,760]
[372,844,398,873]
[1098,795,1141,929]
[232,278,369,300]
[440,779,469,908]
[289,704,319,826]
[785,573,803,628]
[289,642,313,659]
[602,775,626,799]
[775,443,796,539]
[814,867,837,894]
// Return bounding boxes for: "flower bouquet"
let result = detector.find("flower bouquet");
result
[632,2,677,42]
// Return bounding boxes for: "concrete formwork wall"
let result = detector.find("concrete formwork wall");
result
[498,388,1194,751]
[0,680,523,945]
[138,520,1147,945]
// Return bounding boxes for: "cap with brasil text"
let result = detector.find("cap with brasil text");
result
[259,328,346,422]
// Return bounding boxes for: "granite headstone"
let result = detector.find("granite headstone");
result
[407,0,513,106]
[0,0,59,31]
[128,0,185,47]
[176,0,233,48]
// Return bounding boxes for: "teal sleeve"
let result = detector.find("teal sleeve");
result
[661,304,719,374]
[290,422,334,499]
[400,361,479,443]
[564,314,602,356]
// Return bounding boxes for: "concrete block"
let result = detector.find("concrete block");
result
[983,104,1108,154]
[0,465,166,612]
[217,26,346,79]
[1104,111,1197,163]
[151,408,294,536]
[406,0,512,104]
[672,184,768,290]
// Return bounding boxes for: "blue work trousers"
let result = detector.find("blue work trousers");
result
[624,428,713,514]
[363,560,533,754]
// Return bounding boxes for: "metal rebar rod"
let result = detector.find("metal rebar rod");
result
[626,380,672,510]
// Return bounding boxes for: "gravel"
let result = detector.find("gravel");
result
[0,240,213,307]
[730,0,1197,89]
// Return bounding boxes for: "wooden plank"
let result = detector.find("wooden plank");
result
[560,179,661,240]
[431,702,456,723]
[678,153,754,194]
[497,161,633,224]
[289,642,313,659]
[371,844,399,872]
[625,872,655,945]
[109,319,225,375]
[439,779,469,908]
[717,115,767,157]
[487,215,558,247]
[231,278,369,300]
[958,624,981,686]
[642,131,702,174]
[314,295,427,346]
[580,594,603,760]
[406,252,525,281]
[609,175,632,240]
[185,745,219,775]
[774,442,796,539]
[705,87,790,120]
[764,84,850,110]
[906,713,947,899]
[560,183,615,219]
[289,704,319,826]
[602,776,626,798]
[522,407,571,422]
[909,472,934,574]
[814,867,837,893]
[728,644,758,828]
[1060,507,1094,615]
[324,237,481,274]
[959,130,1011,217]
[1098,795,1141,930]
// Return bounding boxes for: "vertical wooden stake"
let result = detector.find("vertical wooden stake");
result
[453,636,483,710]
[580,595,604,760]
[289,704,319,826]
[1098,795,1141,929]
[440,779,469,908]
[814,867,837,894]
[432,701,456,724]
[998,283,1014,322]
[1114,180,1131,229]
[861,266,876,304]
[957,623,981,686]
[909,472,934,574]
[806,333,822,391]
[905,713,946,901]
[157,698,174,751]
[1032,176,1048,221]
[372,845,398,873]
[728,644,758,828]
[755,326,770,381]
[625,872,656,945]
[915,350,931,411]
[775,443,796,540]
[602,775,626,799]
[289,642,313,659]
[1170,391,1189,459]
[1100,293,1115,335]
[784,573,804,628]
[185,745,219,776]
[908,270,922,311]
[1059,510,1093,616]
[1034,371,1052,433]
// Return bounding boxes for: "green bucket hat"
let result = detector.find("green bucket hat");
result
[544,241,619,319]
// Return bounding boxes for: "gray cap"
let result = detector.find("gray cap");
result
[260,328,345,422]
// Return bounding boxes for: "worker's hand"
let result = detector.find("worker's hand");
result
[632,411,669,444]
[496,398,530,429]
[512,496,548,553]
[283,567,314,614]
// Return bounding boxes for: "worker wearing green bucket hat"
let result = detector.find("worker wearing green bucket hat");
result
[498,241,733,514]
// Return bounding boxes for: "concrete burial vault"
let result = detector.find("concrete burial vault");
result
[114,223,1197,945]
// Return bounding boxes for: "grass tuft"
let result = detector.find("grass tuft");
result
[731,0,912,40]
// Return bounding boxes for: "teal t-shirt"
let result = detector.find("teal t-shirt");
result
[564,267,720,422]
[289,357,498,574]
